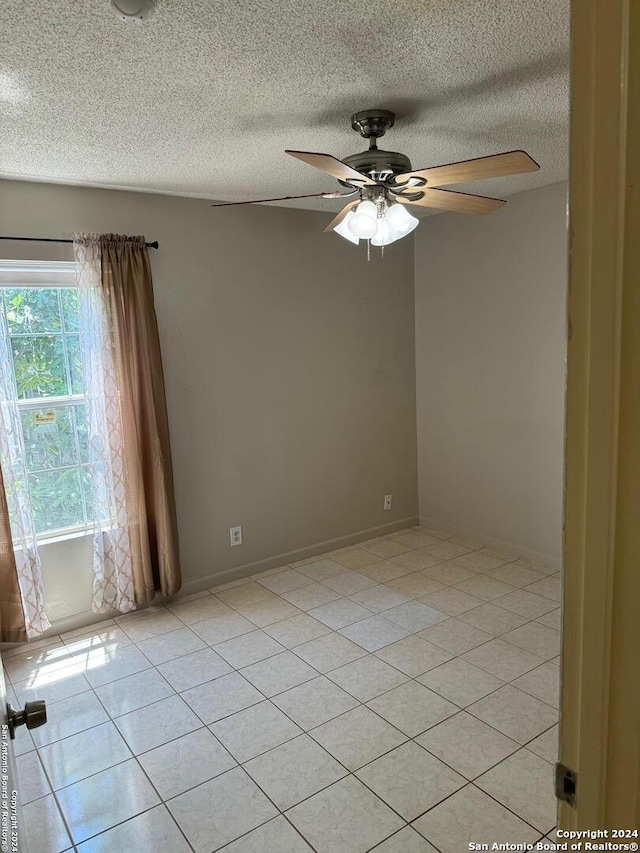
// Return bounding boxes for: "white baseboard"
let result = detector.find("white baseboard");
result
[38,515,419,639]
[419,515,562,572]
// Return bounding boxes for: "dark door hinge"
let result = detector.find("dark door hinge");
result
[555,762,577,808]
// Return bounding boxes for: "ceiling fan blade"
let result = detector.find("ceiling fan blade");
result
[323,199,360,233]
[286,150,377,186]
[396,150,539,188]
[397,187,506,215]
[211,191,348,207]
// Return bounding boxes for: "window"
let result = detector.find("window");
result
[0,261,92,537]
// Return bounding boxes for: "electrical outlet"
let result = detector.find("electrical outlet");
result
[230,525,243,547]
[383,494,392,511]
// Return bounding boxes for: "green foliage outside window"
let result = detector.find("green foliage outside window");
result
[2,287,93,534]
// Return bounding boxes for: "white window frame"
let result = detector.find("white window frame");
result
[0,260,93,542]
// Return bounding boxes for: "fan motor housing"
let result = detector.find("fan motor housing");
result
[340,149,413,186]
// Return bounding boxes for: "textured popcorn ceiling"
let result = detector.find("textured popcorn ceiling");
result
[0,0,569,213]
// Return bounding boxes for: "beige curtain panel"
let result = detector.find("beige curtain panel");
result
[100,234,181,604]
[0,465,27,642]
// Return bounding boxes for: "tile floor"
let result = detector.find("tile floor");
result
[6,525,561,853]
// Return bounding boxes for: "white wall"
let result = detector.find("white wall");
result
[414,182,567,565]
[0,179,418,627]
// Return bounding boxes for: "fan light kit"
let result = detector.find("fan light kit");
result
[111,0,157,23]
[212,109,540,259]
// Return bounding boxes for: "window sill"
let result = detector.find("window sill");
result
[36,527,93,547]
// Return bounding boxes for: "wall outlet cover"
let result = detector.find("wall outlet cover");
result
[383,495,392,510]
[230,525,243,546]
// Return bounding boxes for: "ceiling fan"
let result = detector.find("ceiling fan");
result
[212,109,540,251]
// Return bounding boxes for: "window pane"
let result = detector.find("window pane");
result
[10,336,68,398]
[61,288,79,332]
[66,334,84,394]
[80,465,94,522]
[29,468,85,533]
[3,288,62,334]
[73,403,89,464]
[20,406,78,471]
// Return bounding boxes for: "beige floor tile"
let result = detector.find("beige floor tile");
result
[272,676,359,730]
[451,551,510,572]
[293,632,367,672]
[386,572,443,597]
[22,793,72,853]
[295,559,345,581]
[256,569,314,594]
[216,582,277,608]
[382,601,449,632]
[512,662,560,708]
[156,647,232,693]
[360,539,412,558]
[211,700,302,762]
[462,638,544,681]
[138,727,236,799]
[244,733,346,809]
[57,759,160,845]
[286,776,404,853]
[39,720,131,790]
[214,629,286,669]
[62,625,132,654]
[262,613,331,647]
[32,691,109,747]
[114,695,201,755]
[389,532,439,551]
[329,548,382,570]
[240,650,318,697]
[455,575,516,602]
[321,570,378,595]
[75,805,191,853]
[457,602,528,636]
[495,589,558,619]
[417,711,519,779]
[417,658,504,707]
[419,618,493,655]
[536,608,562,630]
[308,598,372,629]
[524,576,562,602]
[95,668,175,718]
[119,609,183,643]
[310,706,406,770]
[356,741,465,819]
[339,615,412,651]
[358,560,413,583]
[281,582,342,610]
[421,562,476,586]
[168,767,278,853]
[502,622,560,660]
[219,816,313,852]
[367,681,458,736]
[168,595,234,626]
[413,784,540,853]
[181,672,263,724]
[488,564,547,587]
[423,541,472,560]
[526,724,559,762]
[14,669,92,708]
[326,654,408,701]
[137,626,206,665]
[388,551,443,572]
[191,612,256,646]
[468,684,559,743]
[419,587,484,616]
[77,643,153,689]
[476,748,558,833]
[374,826,439,853]
[16,750,50,804]
[348,584,412,612]
[376,635,453,677]
[235,597,303,628]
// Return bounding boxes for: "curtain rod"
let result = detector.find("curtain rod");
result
[0,236,159,249]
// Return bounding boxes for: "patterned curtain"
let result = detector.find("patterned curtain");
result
[0,306,50,638]
[74,236,136,614]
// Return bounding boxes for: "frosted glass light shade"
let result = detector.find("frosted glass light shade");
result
[333,211,359,244]
[386,203,419,235]
[348,200,378,239]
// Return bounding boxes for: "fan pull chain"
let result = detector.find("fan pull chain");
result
[367,239,370,262]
